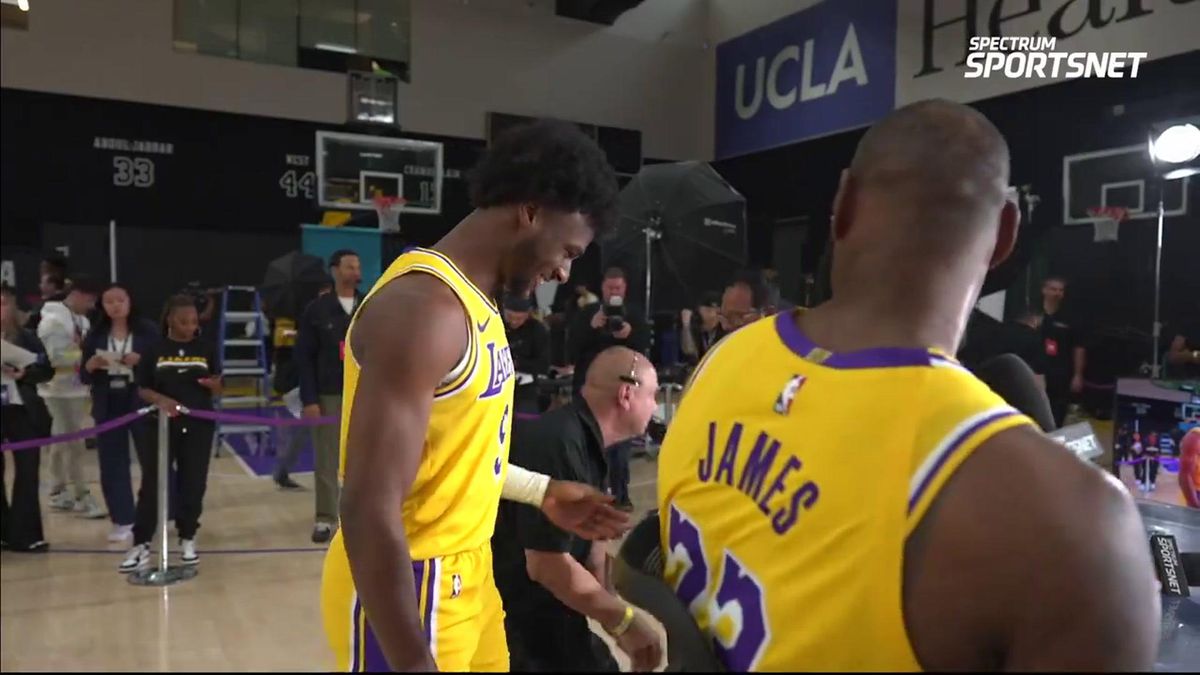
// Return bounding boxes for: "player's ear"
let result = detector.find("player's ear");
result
[830,169,855,242]
[517,203,538,231]
[989,198,1020,269]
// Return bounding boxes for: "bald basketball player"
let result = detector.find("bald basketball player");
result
[657,100,1159,670]
[322,120,631,672]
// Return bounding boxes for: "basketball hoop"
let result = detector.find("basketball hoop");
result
[373,196,406,233]
[1086,206,1128,243]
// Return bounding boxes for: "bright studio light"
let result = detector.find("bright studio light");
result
[1149,123,1200,164]
[18,0,28,12]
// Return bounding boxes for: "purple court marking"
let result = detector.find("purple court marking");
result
[0,408,151,452]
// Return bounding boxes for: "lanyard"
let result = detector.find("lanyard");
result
[109,333,132,357]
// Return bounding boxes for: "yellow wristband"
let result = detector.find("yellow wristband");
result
[607,605,635,637]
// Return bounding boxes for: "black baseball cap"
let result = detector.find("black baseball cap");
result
[503,294,534,312]
[700,292,720,308]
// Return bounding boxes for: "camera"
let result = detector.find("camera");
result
[604,295,626,333]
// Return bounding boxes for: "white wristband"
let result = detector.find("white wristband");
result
[502,464,551,507]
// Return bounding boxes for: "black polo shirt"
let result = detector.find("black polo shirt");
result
[492,399,609,618]
[1039,307,1082,390]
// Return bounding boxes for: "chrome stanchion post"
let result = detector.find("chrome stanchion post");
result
[129,405,198,587]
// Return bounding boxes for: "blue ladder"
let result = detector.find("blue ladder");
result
[214,286,274,457]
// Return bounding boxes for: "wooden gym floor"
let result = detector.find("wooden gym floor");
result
[0,417,1185,671]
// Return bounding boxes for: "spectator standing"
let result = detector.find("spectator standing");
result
[1036,275,1086,428]
[679,292,724,364]
[504,294,551,414]
[24,272,66,331]
[294,249,362,543]
[1,284,53,552]
[81,284,159,544]
[37,274,104,518]
[121,295,222,572]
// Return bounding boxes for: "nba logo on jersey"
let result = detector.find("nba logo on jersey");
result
[451,574,463,599]
[774,374,805,415]
[480,342,515,399]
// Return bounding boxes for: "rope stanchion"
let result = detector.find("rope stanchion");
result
[184,408,339,427]
[128,406,198,587]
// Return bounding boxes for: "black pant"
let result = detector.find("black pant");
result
[1133,453,1160,485]
[1046,384,1070,430]
[1,405,46,548]
[506,608,619,672]
[133,417,214,545]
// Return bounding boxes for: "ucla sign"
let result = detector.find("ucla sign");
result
[715,0,896,159]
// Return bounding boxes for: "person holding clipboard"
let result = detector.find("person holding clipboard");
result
[1,284,54,552]
[119,295,222,573]
[81,284,159,545]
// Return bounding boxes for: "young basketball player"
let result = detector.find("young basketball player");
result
[656,100,1160,670]
[322,120,628,672]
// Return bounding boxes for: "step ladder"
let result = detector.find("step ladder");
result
[214,286,274,456]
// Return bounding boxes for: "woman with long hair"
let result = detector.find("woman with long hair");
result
[81,284,160,544]
[0,284,54,552]
[120,295,222,573]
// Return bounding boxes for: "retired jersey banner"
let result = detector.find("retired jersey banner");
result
[713,0,897,159]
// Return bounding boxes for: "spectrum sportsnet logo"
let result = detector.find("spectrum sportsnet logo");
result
[964,36,1147,80]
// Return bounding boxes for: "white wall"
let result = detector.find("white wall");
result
[0,0,710,159]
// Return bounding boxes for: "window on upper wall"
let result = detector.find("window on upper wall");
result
[173,0,410,80]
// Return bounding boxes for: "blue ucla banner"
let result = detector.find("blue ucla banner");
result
[714,0,897,159]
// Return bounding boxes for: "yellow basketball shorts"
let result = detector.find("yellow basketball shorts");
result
[322,534,508,672]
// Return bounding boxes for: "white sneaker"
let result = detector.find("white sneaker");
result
[108,524,134,543]
[49,491,75,511]
[75,493,107,520]
[180,538,199,566]
[119,543,151,573]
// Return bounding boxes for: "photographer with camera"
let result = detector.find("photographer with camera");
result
[568,267,648,511]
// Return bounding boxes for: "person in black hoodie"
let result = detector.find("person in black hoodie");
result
[81,284,160,545]
[1,284,53,552]
[294,249,363,543]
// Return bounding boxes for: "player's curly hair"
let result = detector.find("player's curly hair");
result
[469,119,619,234]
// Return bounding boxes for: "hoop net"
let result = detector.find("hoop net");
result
[1087,206,1128,243]
[373,196,406,233]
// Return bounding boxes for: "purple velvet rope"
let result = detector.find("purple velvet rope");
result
[1117,456,1180,472]
[0,407,152,452]
[2,405,545,453]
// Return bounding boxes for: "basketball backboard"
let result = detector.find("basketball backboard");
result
[316,131,443,214]
[1063,144,1189,225]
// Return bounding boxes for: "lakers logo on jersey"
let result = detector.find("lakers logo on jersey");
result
[481,342,515,399]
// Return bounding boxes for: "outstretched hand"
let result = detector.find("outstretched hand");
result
[541,479,631,540]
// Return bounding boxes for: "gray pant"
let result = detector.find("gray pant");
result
[314,394,342,525]
[44,396,91,498]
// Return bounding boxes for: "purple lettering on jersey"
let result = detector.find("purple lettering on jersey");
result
[713,552,769,671]
[738,432,780,511]
[714,423,743,486]
[667,504,710,614]
[698,423,716,482]
[757,456,802,514]
[479,342,514,399]
[771,480,819,535]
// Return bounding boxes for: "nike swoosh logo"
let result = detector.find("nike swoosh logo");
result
[477,317,491,332]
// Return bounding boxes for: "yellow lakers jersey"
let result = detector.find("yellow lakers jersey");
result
[657,309,1034,671]
[338,247,516,559]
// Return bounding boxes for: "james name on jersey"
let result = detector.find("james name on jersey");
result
[696,421,820,536]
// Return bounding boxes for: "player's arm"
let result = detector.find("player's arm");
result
[503,464,630,540]
[338,277,468,673]
[906,426,1160,671]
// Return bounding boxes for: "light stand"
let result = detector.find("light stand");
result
[128,408,198,587]
[642,215,663,325]
[1151,186,1165,379]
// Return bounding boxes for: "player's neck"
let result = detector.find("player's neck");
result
[434,211,505,296]
[811,275,973,355]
